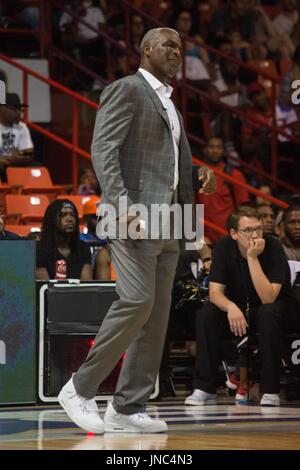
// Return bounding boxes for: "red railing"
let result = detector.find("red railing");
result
[2,1,297,238]
[0,54,97,191]
[188,132,300,197]
[0,53,288,209]
[0,0,49,57]
[118,0,286,181]
[194,158,288,209]
[2,0,296,187]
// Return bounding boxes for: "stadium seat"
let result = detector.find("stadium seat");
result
[6,167,65,197]
[250,60,279,98]
[56,194,100,220]
[5,224,41,237]
[0,182,11,214]
[5,194,50,224]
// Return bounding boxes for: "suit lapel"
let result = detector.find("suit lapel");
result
[175,108,188,162]
[135,71,172,131]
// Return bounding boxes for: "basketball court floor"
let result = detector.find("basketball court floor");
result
[1,395,300,450]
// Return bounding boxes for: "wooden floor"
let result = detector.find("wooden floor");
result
[1,395,300,450]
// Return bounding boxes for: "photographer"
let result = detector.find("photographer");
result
[185,206,292,407]
[159,244,212,395]
[170,245,212,345]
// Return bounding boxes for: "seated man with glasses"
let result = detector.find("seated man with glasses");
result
[185,206,292,407]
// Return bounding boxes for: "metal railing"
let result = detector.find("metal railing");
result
[0,54,97,191]
[1,1,297,238]
[2,0,296,185]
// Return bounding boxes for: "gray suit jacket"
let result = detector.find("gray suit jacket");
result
[91,71,194,220]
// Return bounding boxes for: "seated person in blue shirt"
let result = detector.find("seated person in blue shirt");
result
[0,213,21,239]
[80,198,112,280]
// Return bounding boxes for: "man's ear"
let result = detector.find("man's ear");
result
[144,43,152,57]
[229,228,237,240]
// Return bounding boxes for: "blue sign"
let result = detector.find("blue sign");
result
[0,241,36,404]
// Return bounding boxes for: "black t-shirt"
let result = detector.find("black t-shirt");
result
[36,240,92,279]
[209,235,292,311]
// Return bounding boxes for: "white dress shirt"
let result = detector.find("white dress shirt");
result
[138,68,180,190]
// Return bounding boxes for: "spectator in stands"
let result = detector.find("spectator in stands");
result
[281,204,300,261]
[194,0,219,42]
[0,2,38,56]
[196,136,249,244]
[80,197,112,280]
[213,38,245,107]
[195,83,240,160]
[15,1,40,30]
[209,0,262,41]
[0,93,34,182]
[139,0,172,24]
[275,209,285,239]
[250,3,294,61]
[111,14,146,79]
[160,241,212,395]
[256,202,276,236]
[185,206,292,407]
[255,180,273,206]
[240,81,298,172]
[80,197,101,243]
[273,0,299,39]
[0,213,21,239]
[77,167,100,195]
[36,199,93,280]
[59,0,106,88]
[229,30,252,62]
[278,42,300,118]
[168,244,212,340]
[169,243,212,348]
[104,0,125,40]
[173,10,213,82]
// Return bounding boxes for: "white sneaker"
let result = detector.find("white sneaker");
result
[185,389,217,405]
[260,393,280,406]
[104,402,167,433]
[58,377,104,434]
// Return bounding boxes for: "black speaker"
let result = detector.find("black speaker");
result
[38,281,119,402]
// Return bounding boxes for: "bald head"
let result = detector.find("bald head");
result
[140,28,179,55]
[139,28,182,83]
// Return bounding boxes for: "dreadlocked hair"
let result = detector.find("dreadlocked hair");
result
[40,199,81,261]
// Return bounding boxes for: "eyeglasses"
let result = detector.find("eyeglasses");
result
[238,226,263,237]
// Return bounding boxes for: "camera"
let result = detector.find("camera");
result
[173,268,209,310]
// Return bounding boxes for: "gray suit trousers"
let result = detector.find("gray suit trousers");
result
[73,237,179,414]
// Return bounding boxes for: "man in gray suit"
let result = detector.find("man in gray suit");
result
[58,27,215,434]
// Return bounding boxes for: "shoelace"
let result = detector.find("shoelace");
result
[137,413,152,421]
[79,398,98,414]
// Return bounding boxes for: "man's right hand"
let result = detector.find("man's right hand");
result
[118,213,139,226]
[227,303,248,337]
[118,213,141,239]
